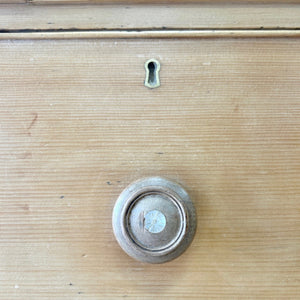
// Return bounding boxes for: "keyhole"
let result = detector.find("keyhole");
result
[145,59,160,89]
[148,62,156,85]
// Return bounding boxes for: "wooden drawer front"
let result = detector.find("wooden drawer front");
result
[0,39,300,299]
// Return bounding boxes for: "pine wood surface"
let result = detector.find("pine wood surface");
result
[1,0,300,4]
[0,38,300,299]
[1,4,300,31]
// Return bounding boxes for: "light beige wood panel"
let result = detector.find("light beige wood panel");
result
[1,4,300,30]
[0,39,300,299]
[0,0,23,3]
[1,0,300,3]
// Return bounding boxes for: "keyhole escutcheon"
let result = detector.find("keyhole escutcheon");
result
[144,59,161,89]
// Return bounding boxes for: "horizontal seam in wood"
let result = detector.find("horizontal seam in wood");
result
[0,29,300,39]
[1,27,300,33]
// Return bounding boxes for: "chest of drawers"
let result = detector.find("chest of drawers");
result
[0,1,300,299]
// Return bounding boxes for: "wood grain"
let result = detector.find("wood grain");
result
[1,4,300,31]
[0,38,299,299]
[1,0,300,3]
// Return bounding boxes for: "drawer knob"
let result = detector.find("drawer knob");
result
[112,177,196,264]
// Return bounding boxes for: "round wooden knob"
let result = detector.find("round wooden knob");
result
[112,177,196,264]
